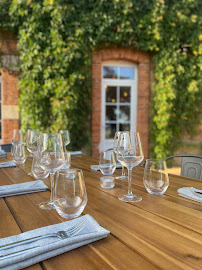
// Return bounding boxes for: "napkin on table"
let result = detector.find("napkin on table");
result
[91,163,122,171]
[0,161,16,168]
[0,214,110,270]
[0,180,48,198]
[0,149,7,158]
[177,187,202,203]
[70,151,82,155]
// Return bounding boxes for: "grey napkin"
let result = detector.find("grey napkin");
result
[177,187,202,203]
[0,214,110,270]
[0,161,16,168]
[0,180,48,198]
[70,151,82,155]
[91,163,122,171]
[0,149,7,158]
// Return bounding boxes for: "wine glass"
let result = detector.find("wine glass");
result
[37,133,66,210]
[116,132,144,202]
[54,169,87,219]
[27,130,41,155]
[27,130,42,175]
[113,132,128,180]
[99,149,116,189]
[60,130,71,169]
[31,150,49,180]
[11,129,25,144]
[60,130,70,147]
[12,142,26,164]
[143,159,169,195]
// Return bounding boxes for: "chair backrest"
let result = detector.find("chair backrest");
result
[164,154,202,180]
[181,156,202,180]
[0,144,12,152]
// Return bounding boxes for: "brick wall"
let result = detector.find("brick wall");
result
[92,48,151,157]
[0,31,19,144]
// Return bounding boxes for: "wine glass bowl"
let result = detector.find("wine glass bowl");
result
[113,132,128,180]
[116,132,144,202]
[54,169,87,219]
[99,149,116,189]
[143,159,169,195]
[27,130,41,155]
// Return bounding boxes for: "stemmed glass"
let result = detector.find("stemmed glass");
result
[27,130,41,176]
[11,129,25,160]
[116,132,144,202]
[37,133,66,210]
[60,130,70,147]
[60,130,71,169]
[113,132,128,180]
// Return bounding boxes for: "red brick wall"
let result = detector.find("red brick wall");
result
[0,31,19,144]
[92,48,151,158]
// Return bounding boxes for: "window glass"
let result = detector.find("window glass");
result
[106,86,117,103]
[119,123,130,131]
[120,67,134,79]
[106,106,117,121]
[106,124,116,139]
[103,67,118,79]
[119,106,130,122]
[120,86,130,103]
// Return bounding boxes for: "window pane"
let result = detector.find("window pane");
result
[106,124,116,139]
[120,86,131,103]
[120,67,134,79]
[119,106,130,122]
[106,86,117,103]
[119,123,130,131]
[103,66,118,79]
[106,106,117,121]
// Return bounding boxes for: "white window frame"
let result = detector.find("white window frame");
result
[100,61,138,152]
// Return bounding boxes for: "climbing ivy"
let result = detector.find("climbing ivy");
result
[0,0,201,157]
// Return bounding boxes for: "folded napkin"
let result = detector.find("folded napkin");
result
[177,187,202,203]
[91,163,122,171]
[70,151,82,155]
[0,149,7,158]
[0,180,48,198]
[0,161,16,168]
[0,214,110,270]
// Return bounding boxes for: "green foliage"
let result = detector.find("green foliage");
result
[0,0,201,156]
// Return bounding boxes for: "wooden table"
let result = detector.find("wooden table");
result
[0,153,202,270]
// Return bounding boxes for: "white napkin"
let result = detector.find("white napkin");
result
[0,214,110,270]
[0,161,16,168]
[177,187,202,203]
[91,163,122,171]
[0,180,48,198]
[70,151,82,155]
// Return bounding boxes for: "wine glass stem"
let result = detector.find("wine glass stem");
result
[50,173,55,202]
[122,165,125,177]
[128,168,133,195]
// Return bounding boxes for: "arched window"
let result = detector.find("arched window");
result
[100,61,138,151]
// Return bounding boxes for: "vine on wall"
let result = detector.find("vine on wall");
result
[0,0,201,157]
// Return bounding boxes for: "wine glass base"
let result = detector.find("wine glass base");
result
[118,194,142,203]
[115,175,128,180]
[38,201,55,210]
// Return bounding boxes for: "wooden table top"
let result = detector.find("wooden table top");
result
[0,153,202,270]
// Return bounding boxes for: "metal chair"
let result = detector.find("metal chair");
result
[164,155,202,180]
